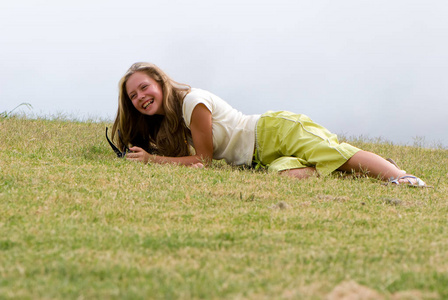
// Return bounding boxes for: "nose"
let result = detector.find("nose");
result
[137,92,145,101]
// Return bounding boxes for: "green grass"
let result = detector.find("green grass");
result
[0,116,447,299]
[0,103,33,119]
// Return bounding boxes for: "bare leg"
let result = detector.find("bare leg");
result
[280,152,401,181]
[280,167,317,179]
[278,151,425,185]
[338,150,404,181]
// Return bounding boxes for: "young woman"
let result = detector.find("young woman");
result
[111,62,427,186]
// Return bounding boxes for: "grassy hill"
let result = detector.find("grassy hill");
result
[0,117,447,299]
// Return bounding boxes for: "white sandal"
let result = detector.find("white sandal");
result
[389,175,428,187]
[386,158,429,188]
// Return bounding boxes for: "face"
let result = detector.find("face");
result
[126,71,165,115]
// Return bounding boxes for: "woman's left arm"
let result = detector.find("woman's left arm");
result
[126,103,213,166]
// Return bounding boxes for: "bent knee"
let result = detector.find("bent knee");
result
[280,167,317,180]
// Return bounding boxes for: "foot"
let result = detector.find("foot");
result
[385,158,429,187]
[389,174,428,187]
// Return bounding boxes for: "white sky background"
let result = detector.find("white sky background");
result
[1,0,447,147]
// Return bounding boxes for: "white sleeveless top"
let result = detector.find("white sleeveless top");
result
[182,88,260,165]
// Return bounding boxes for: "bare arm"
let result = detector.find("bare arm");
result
[126,103,213,166]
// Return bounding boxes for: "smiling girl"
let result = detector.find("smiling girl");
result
[111,62,427,186]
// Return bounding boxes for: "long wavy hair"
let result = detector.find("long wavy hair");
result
[112,62,192,157]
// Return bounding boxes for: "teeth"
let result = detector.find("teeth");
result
[143,100,154,109]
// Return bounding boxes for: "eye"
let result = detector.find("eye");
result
[142,85,148,90]
[129,93,136,100]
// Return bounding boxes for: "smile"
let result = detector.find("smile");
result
[143,99,154,109]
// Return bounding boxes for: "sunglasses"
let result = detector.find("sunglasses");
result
[105,127,130,158]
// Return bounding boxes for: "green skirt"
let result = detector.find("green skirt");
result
[253,111,361,176]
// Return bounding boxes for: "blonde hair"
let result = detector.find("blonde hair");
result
[112,62,192,157]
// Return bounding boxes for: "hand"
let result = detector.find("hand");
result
[190,162,204,169]
[126,146,151,164]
